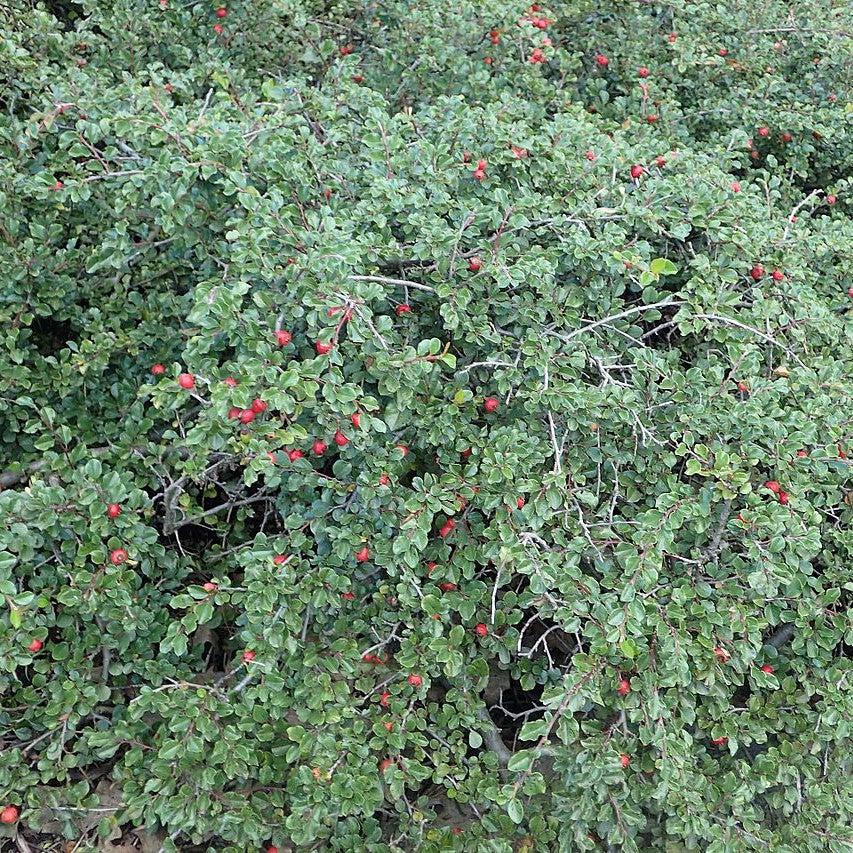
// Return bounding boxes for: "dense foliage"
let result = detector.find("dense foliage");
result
[2,0,852,850]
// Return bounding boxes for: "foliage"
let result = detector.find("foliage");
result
[1,0,852,850]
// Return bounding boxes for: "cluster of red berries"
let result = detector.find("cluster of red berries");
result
[764,480,790,505]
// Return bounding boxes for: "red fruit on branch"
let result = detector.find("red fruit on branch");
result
[107,503,122,519]
[28,639,43,653]
[315,341,332,355]
[355,546,370,563]
[334,430,349,446]
[151,363,165,375]
[312,439,327,456]
[275,330,292,346]
[1,806,19,824]
[250,399,267,414]
[178,373,195,389]
[475,623,489,637]
[407,674,422,687]
[483,396,499,413]
[288,449,304,462]
[110,548,128,565]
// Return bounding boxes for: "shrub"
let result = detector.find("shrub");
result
[1,1,852,850]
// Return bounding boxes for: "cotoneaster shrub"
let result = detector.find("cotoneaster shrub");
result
[1,1,852,851]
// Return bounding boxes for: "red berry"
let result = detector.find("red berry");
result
[617,678,631,696]
[315,341,332,355]
[312,439,327,456]
[1,806,19,824]
[516,497,525,509]
[355,546,370,563]
[630,164,644,179]
[227,407,242,420]
[718,48,729,56]
[273,554,288,566]
[339,44,354,56]
[439,518,456,538]
[288,449,304,462]
[242,650,255,663]
[712,736,728,746]
[827,194,837,205]
[251,398,267,414]
[848,286,853,299]
[341,591,355,601]
[407,674,422,687]
[334,430,349,447]
[646,114,658,124]
[213,23,223,33]
[395,303,411,316]
[490,29,500,44]
[151,363,166,376]
[177,373,195,389]
[351,412,361,429]
[750,264,764,281]
[378,758,394,773]
[52,181,63,190]
[266,451,277,463]
[771,269,785,281]
[781,131,793,143]
[638,66,650,77]
[28,638,43,653]
[215,6,226,17]
[483,396,499,413]
[595,53,609,67]
[757,126,770,138]
[110,548,128,565]
[380,690,391,707]
[668,32,677,43]
[223,376,238,387]
[736,381,749,393]
[439,582,457,592]
[731,181,741,192]
[778,490,789,505]
[203,582,218,592]
[656,155,667,167]
[275,330,292,346]
[619,753,630,768]
[475,623,489,637]
[796,449,808,458]
[378,473,390,486]
[529,48,545,64]
[714,646,731,662]
[106,503,122,519]
[468,256,482,272]
[267,847,279,853]
[760,664,774,674]
[764,480,781,493]
[239,409,256,425]
[395,443,409,457]
[585,150,597,162]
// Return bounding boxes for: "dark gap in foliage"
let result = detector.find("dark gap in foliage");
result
[30,315,75,357]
